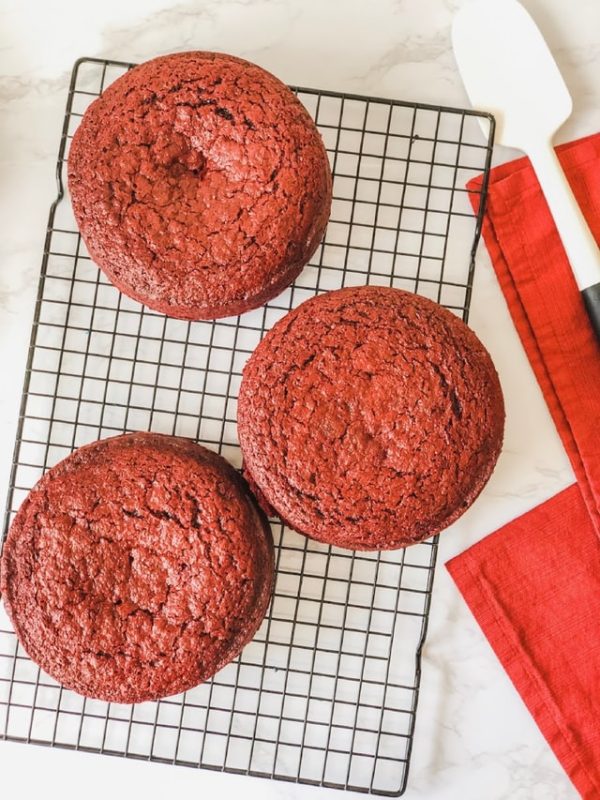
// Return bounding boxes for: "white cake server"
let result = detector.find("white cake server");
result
[453,0,600,342]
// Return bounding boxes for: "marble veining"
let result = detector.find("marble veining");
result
[1,0,599,797]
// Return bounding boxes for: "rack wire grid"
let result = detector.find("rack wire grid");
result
[0,57,494,795]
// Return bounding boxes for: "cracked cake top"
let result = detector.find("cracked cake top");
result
[238,285,505,550]
[0,432,274,702]
[67,51,332,320]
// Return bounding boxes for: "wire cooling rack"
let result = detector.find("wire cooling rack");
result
[0,57,494,795]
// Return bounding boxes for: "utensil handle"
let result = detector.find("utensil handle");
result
[582,282,600,343]
[528,143,600,292]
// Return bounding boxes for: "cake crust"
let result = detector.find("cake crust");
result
[68,51,332,319]
[0,432,274,702]
[238,286,505,550]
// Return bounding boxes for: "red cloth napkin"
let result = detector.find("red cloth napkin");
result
[446,133,600,799]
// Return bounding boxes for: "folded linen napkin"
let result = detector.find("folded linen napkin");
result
[446,133,600,799]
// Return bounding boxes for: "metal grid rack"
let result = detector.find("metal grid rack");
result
[0,57,494,795]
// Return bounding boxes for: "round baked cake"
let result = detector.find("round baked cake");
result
[68,51,332,320]
[0,433,274,703]
[238,286,505,550]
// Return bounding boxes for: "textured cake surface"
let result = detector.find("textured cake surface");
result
[68,51,332,319]
[238,286,505,550]
[0,432,274,703]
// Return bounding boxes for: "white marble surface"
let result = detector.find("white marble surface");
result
[1,0,599,797]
